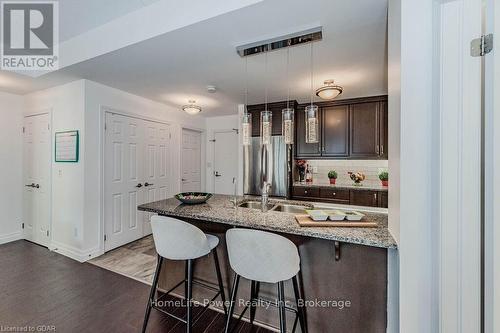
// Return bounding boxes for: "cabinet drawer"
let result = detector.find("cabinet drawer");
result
[319,188,350,201]
[292,186,319,198]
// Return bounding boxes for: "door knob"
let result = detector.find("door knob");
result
[136,183,143,188]
[214,171,222,177]
[181,178,187,182]
[144,182,154,187]
[35,184,40,189]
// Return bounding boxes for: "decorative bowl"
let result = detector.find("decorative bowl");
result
[175,192,213,205]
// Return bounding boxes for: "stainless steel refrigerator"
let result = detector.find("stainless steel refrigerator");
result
[243,136,291,198]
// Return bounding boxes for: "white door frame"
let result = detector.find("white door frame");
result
[99,106,172,254]
[22,109,53,246]
[211,129,238,193]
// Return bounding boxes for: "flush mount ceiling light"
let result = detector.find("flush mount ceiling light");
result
[182,100,202,115]
[315,80,343,100]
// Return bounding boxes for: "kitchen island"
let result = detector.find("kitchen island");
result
[138,195,396,332]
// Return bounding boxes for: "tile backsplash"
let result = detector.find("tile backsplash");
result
[296,159,389,185]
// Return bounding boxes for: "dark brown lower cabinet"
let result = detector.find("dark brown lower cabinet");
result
[349,190,379,207]
[292,186,388,208]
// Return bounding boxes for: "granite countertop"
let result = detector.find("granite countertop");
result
[293,181,389,191]
[138,194,397,249]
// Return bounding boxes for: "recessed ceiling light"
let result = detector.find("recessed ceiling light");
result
[316,80,343,100]
[206,85,217,93]
[182,100,202,115]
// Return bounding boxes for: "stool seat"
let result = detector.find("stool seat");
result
[206,234,219,250]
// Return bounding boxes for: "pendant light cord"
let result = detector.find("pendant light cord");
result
[245,57,248,115]
[286,46,290,110]
[265,50,268,111]
[310,41,314,106]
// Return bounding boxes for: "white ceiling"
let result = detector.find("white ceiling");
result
[0,0,388,117]
[58,0,162,42]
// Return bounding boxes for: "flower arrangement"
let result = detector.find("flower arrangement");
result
[327,170,338,184]
[296,160,307,182]
[378,171,389,186]
[348,171,366,185]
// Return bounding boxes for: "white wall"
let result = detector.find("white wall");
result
[84,80,206,257]
[24,80,87,258]
[0,92,24,244]
[399,0,436,332]
[205,114,240,194]
[387,0,401,332]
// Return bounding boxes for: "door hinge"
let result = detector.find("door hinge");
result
[46,230,49,237]
[48,124,50,130]
[471,34,493,57]
[169,133,172,139]
[22,126,25,133]
[21,223,24,229]
[104,235,107,241]
[104,123,107,131]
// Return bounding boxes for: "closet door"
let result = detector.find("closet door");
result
[142,120,171,235]
[104,113,144,251]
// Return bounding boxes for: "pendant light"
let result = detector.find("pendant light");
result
[242,57,252,146]
[261,50,272,146]
[305,41,319,144]
[282,46,294,145]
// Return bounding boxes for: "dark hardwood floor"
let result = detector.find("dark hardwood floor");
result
[0,241,271,333]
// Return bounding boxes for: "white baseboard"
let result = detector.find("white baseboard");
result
[49,241,103,262]
[0,231,23,245]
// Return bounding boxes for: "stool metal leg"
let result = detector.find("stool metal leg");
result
[292,276,307,333]
[277,281,287,333]
[213,249,228,316]
[224,273,240,333]
[186,259,194,333]
[249,281,260,324]
[142,255,163,333]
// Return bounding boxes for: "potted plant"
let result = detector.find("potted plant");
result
[328,170,338,184]
[379,171,389,187]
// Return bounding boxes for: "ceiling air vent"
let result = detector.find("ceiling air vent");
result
[236,26,323,57]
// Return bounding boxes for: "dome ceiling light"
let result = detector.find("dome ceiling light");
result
[315,80,343,100]
[182,100,202,115]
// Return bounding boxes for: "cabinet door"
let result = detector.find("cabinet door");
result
[295,107,321,157]
[349,190,378,207]
[250,110,260,137]
[349,102,380,158]
[322,105,349,157]
[379,101,388,158]
[378,191,388,208]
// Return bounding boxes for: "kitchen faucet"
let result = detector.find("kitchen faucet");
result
[261,181,272,212]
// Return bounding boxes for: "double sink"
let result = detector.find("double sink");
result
[237,201,311,214]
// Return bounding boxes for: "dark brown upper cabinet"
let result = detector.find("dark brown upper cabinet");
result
[349,102,380,158]
[322,105,349,157]
[295,95,388,160]
[247,101,298,137]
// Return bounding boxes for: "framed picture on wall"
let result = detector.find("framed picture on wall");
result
[55,130,79,162]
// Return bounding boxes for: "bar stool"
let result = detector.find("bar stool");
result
[224,228,307,333]
[142,216,227,333]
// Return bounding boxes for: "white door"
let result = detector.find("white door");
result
[23,113,51,247]
[213,130,238,194]
[104,113,144,251]
[181,129,201,192]
[142,120,170,235]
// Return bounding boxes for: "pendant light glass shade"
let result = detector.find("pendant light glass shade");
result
[260,110,272,145]
[305,105,319,143]
[282,108,294,144]
[242,113,252,146]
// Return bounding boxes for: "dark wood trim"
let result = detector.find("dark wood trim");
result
[297,95,388,109]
